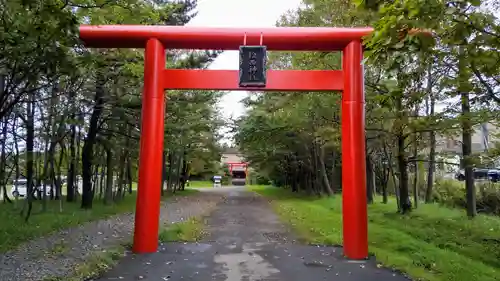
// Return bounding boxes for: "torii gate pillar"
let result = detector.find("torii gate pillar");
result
[133,38,166,253]
[342,40,368,258]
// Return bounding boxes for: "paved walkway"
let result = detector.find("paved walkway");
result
[96,187,409,281]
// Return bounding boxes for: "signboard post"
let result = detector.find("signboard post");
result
[213,175,222,188]
[239,46,267,87]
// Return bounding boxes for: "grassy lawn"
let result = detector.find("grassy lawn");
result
[187,180,214,188]
[159,217,207,242]
[0,188,199,253]
[250,185,500,281]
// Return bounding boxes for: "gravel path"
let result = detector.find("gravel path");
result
[203,187,295,245]
[0,192,224,281]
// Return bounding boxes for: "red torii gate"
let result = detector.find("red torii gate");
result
[79,25,370,260]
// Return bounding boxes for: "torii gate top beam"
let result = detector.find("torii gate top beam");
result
[79,25,374,51]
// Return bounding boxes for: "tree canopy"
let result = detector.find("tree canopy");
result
[0,0,225,219]
[235,0,500,216]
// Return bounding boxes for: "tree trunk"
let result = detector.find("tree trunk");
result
[459,46,476,218]
[127,158,133,194]
[54,143,65,202]
[309,143,321,195]
[366,153,374,204]
[412,105,419,209]
[381,166,389,204]
[0,75,10,203]
[180,150,188,191]
[395,88,411,214]
[98,162,105,198]
[81,72,106,209]
[425,131,436,202]
[47,83,60,202]
[161,151,166,195]
[66,90,77,202]
[319,144,333,196]
[174,150,184,193]
[75,120,82,198]
[425,65,436,203]
[12,117,21,205]
[40,100,52,210]
[23,90,36,221]
[384,146,397,207]
[104,145,114,204]
[397,132,411,214]
[0,117,12,203]
[46,144,57,201]
[166,152,175,192]
[116,148,127,200]
[126,125,133,195]
[329,151,336,191]
[49,153,57,201]
[291,153,299,192]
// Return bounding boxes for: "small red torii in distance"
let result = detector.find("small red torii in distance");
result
[225,162,248,175]
[79,25,371,260]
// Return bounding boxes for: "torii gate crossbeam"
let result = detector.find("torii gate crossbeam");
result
[79,25,370,260]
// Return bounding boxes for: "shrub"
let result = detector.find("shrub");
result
[433,179,500,215]
[221,175,230,185]
[433,179,467,208]
[476,182,500,215]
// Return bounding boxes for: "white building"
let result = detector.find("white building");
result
[434,122,498,155]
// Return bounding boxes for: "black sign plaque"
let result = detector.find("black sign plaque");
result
[239,46,267,87]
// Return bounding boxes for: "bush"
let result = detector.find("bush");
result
[248,173,270,185]
[433,179,500,215]
[221,176,230,185]
[433,179,467,208]
[477,183,500,215]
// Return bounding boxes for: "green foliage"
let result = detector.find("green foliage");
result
[433,179,467,207]
[434,179,500,214]
[219,163,230,185]
[221,176,230,185]
[165,90,224,175]
[359,0,500,103]
[237,0,500,216]
[0,0,224,207]
[253,186,500,281]
[248,172,271,185]
[0,0,78,119]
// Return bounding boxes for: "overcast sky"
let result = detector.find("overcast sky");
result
[186,0,303,121]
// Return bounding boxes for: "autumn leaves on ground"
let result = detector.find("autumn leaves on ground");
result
[1,0,500,281]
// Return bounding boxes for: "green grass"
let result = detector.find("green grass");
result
[250,185,500,281]
[159,217,207,242]
[187,180,214,188]
[0,188,199,253]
